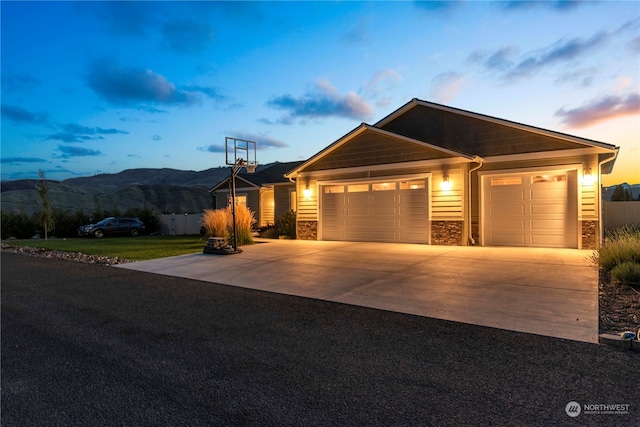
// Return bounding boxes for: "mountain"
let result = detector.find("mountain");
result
[0,167,244,215]
[603,183,640,201]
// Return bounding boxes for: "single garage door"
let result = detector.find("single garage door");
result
[483,170,578,248]
[321,179,429,243]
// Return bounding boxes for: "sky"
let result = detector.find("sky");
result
[1,1,639,186]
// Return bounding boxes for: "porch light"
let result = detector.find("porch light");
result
[583,168,594,186]
[303,185,312,200]
[440,175,452,191]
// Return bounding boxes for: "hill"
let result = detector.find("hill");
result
[0,167,240,215]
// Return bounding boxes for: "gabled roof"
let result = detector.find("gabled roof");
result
[209,161,304,192]
[375,98,618,156]
[286,124,479,177]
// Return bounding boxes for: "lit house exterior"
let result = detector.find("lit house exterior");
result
[285,99,618,249]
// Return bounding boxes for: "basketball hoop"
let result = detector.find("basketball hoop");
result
[245,162,257,174]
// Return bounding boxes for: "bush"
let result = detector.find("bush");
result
[200,205,256,246]
[233,204,256,246]
[596,225,640,271]
[278,210,297,239]
[610,261,640,285]
[1,211,37,239]
[201,208,229,239]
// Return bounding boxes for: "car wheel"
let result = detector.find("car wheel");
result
[94,229,104,238]
[130,228,139,237]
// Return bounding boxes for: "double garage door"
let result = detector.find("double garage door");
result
[321,179,429,243]
[483,170,578,248]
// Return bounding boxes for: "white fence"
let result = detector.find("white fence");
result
[603,201,640,231]
[157,213,203,235]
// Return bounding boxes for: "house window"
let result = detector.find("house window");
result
[372,182,394,191]
[531,175,566,183]
[491,177,522,186]
[399,180,425,190]
[229,194,247,206]
[347,184,369,192]
[324,185,344,194]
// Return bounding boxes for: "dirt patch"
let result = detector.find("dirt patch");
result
[599,269,640,335]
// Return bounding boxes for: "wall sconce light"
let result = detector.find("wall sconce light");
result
[583,167,594,186]
[440,175,452,191]
[303,185,312,200]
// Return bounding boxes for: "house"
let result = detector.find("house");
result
[284,99,619,249]
[210,161,304,227]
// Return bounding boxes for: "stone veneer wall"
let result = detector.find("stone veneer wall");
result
[581,220,597,250]
[431,221,464,246]
[297,221,318,240]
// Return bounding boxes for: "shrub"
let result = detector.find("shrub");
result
[1,211,37,239]
[595,225,640,271]
[232,204,256,246]
[278,210,297,239]
[610,261,640,285]
[201,208,229,239]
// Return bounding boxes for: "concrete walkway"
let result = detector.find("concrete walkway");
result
[116,239,599,343]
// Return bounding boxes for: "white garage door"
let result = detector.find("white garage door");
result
[483,171,578,248]
[321,179,429,243]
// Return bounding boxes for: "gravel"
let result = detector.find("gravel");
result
[1,243,134,265]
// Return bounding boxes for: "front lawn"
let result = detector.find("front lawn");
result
[2,235,207,261]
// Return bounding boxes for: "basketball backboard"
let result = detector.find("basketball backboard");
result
[225,137,257,172]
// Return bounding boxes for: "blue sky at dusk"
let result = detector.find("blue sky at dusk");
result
[2,1,639,185]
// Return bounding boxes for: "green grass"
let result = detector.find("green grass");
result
[2,235,208,261]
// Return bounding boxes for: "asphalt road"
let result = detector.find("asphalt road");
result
[2,253,638,426]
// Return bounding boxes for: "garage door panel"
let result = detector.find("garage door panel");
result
[530,188,567,200]
[530,219,568,230]
[530,204,567,215]
[491,189,525,201]
[490,233,526,246]
[491,203,525,216]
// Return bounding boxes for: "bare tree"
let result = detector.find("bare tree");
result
[35,169,55,239]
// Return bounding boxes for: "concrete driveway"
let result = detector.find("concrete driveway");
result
[116,239,598,343]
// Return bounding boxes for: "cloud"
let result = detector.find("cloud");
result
[152,135,162,141]
[414,1,461,13]
[55,145,104,159]
[500,1,587,11]
[340,20,370,44]
[554,67,597,87]
[267,80,374,123]
[469,30,610,81]
[198,144,226,153]
[227,132,289,149]
[1,157,47,164]
[162,17,216,54]
[87,59,199,107]
[429,72,464,103]
[2,73,41,93]
[360,70,402,98]
[507,32,608,79]
[1,104,49,124]
[555,93,640,128]
[181,85,227,101]
[47,123,128,143]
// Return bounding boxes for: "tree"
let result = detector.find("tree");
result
[610,185,633,201]
[35,169,55,239]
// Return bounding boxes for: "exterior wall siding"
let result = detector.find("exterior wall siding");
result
[260,188,274,227]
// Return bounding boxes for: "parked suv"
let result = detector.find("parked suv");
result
[78,217,146,238]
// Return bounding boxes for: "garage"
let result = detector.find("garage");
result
[482,170,578,248]
[320,179,429,243]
